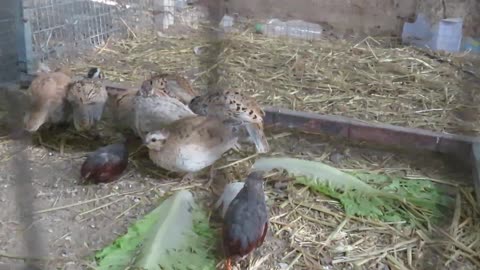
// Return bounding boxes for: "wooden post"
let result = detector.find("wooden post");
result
[152,0,174,31]
[16,0,35,76]
[471,143,480,206]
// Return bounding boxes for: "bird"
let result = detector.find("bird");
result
[133,78,196,140]
[105,74,194,134]
[143,115,241,182]
[23,65,73,132]
[214,182,246,218]
[222,171,269,270]
[140,73,198,105]
[188,89,270,153]
[66,67,108,131]
[105,86,139,132]
[80,138,129,184]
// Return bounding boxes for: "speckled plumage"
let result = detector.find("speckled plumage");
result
[144,115,240,174]
[133,82,196,139]
[66,67,108,131]
[141,73,198,105]
[105,87,138,131]
[189,89,270,153]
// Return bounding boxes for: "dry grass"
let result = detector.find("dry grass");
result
[8,23,479,269]
[68,25,480,135]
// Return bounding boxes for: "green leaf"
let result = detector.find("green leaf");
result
[253,157,380,194]
[95,190,217,270]
[253,157,453,225]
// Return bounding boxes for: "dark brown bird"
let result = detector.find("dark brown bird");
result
[80,140,129,184]
[222,171,268,270]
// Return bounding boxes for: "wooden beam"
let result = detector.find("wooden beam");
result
[471,144,480,206]
[263,106,480,159]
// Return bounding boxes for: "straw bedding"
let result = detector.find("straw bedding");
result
[41,24,480,269]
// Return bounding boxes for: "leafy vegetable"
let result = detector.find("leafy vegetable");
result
[95,190,217,270]
[253,157,453,225]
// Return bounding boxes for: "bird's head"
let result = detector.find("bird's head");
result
[144,129,170,151]
[87,67,105,79]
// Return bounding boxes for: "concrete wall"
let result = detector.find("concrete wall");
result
[224,0,479,37]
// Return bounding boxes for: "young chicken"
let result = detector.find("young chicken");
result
[143,115,240,181]
[133,78,196,140]
[23,67,73,132]
[189,89,270,153]
[141,73,198,105]
[66,67,108,131]
[80,139,129,184]
[222,171,269,270]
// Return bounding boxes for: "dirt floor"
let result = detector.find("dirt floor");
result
[1,19,479,270]
[0,107,476,270]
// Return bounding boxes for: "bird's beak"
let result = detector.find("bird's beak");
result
[143,137,150,145]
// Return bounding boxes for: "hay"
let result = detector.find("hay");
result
[69,27,480,136]
[40,25,480,269]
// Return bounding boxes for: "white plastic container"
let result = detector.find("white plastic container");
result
[255,19,323,40]
[402,14,463,53]
[220,15,234,31]
[430,18,463,52]
[160,0,175,30]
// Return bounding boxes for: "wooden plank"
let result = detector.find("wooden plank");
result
[263,106,480,159]
[471,143,480,206]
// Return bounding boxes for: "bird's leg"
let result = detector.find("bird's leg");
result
[204,165,216,188]
[225,258,232,270]
[180,172,195,183]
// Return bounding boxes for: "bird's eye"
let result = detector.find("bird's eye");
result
[151,138,157,142]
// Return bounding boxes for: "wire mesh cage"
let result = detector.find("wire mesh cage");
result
[0,0,479,270]
[22,0,155,62]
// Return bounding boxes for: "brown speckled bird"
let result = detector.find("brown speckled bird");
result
[188,89,270,153]
[80,139,128,184]
[66,67,108,131]
[105,87,139,132]
[133,79,196,140]
[144,115,240,182]
[222,171,269,270]
[140,73,198,105]
[23,66,73,132]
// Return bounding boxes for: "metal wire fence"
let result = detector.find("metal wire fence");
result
[0,0,209,82]
[22,0,155,62]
